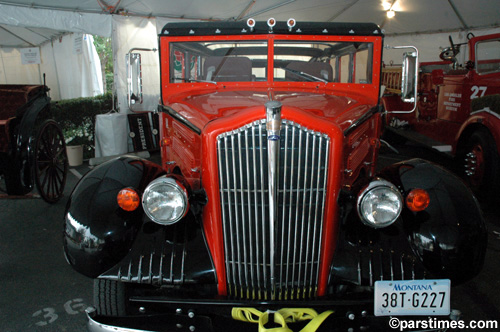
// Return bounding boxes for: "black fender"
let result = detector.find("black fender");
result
[331,158,486,288]
[63,156,164,278]
[379,158,487,283]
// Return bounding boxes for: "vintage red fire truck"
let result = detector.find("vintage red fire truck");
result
[383,33,500,199]
[64,20,486,331]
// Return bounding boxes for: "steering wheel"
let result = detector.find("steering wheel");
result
[440,47,456,61]
[440,35,460,62]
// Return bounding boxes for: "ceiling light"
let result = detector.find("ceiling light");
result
[387,10,395,18]
[382,1,392,11]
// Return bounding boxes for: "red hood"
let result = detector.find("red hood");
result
[165,87,376,133]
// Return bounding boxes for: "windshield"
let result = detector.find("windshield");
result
[274,41,373,84]
[476,39,500,75]
[169,39,373,84]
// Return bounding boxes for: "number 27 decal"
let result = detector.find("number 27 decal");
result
[471,86,487,99]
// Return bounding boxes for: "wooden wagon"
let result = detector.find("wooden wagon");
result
[0,84,67,203]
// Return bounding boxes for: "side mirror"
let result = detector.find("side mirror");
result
[401,50,418,103]
[385,45,419,113]
[127,53,143,108]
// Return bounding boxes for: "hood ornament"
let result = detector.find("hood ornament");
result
[266,101,282,140]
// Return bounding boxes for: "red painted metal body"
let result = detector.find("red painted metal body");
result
[383,33,500,155]
[159,32,384,297]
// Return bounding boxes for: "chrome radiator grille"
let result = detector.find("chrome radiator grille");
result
[217,119,330,300]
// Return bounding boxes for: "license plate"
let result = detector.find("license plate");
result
[374,279,450,316]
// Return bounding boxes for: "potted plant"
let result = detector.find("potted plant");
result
[64,127,90,167]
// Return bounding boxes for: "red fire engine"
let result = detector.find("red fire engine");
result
[383,33,500,199]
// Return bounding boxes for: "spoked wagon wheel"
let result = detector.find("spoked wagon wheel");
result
[34,119,68,203]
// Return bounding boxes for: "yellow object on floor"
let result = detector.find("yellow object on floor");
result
[232,307,334,332]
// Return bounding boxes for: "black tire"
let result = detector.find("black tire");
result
[459,128,500,200]
[93,279,128,316]
[3,159,27,196]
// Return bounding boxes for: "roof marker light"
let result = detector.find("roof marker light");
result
[247,18,256,32]
[287,18,296,31]
[267,18,276,32]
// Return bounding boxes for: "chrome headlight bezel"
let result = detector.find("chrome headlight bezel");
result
[142,176,189,225]
[356,179,403,228]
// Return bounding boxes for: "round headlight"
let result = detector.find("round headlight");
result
[142,177,189,225]
[357,179,403,228]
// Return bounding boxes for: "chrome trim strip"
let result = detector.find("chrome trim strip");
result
[259,122,267,297]
[87,308,149,332]
[159,105,201,135]
[230,134,243,295]
[252,124,262,297]
[279,120,290,299]
[291,128,303,298]
[343,106,379,136]
[237,132,249,295]
[244,127,255,297]
[298,130,310,295]
[218,138,231,295]
[266,100,282,300]
[225,135,237,294]
[285,124,296,297]
[303,134,317,293]
[314,137,329,293]
[471,107,500,120]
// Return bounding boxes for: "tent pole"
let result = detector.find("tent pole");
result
[242,0,296,20]
[38,64,42,85]
[0,25,36,47]
[448,0,469,30]
[327,0,360,22]
[0,51,7,83]
[50,41,63,100]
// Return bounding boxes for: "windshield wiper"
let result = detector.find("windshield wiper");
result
[173,77,218,85]
[282,67,328,83]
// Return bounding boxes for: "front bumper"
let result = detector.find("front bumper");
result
[85,300,458,332]
[87,307,214,332]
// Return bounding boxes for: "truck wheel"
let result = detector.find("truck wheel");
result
[93,279,128,316]
[461,128,499,200]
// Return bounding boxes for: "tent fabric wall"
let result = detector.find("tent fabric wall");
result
[40,33,104,100]
[0,3,106,100]
[0,47,41,84]
[0,33,103,100]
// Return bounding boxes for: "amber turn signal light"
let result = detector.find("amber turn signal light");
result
[406,188,430,212]
[117,188,140,211]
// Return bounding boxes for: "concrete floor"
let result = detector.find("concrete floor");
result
[0,161,93,332]
[0,146,499,331]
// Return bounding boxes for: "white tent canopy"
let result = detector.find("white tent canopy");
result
[0,3,107,100]
[1,0,499,36]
